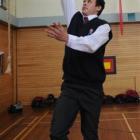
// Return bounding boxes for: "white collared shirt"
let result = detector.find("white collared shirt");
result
[85,15,97,21]
[61,0,111,53]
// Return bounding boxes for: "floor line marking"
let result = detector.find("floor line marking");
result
[122,113,137,140]
[19,112,49,140]
[100,117,140,122]
[35,117,140,124]
[21,116,140,126]
[101,111,140,115]
[12,117,39,140]
[0,117,24,136]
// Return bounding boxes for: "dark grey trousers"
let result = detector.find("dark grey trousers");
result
[50,86,103,140]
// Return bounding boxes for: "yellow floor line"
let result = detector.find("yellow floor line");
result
[13,117,39,140]
[0,117,24,136]
[19,112,49,140]
[122,113,137,140]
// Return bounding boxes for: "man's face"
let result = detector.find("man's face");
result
[82,0,101,16]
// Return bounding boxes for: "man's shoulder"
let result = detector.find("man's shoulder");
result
[70,11,83,24]
[73,11,82,18]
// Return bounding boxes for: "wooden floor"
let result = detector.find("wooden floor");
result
[0,104,140,140]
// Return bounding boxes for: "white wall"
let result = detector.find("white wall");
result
[10,0,16,16]
[16,0,140,18]
[6,0,16,16]
[123,0,140,13]
[16,0,63,18]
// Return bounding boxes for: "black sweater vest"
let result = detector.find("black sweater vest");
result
[62,12,112,89]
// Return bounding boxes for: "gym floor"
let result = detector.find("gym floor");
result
[0,104,140,140]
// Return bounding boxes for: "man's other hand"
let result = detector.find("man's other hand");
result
[45,23,68,43]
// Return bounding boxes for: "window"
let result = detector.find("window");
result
[0,0,7,10]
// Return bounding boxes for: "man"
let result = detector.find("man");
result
[46,0,112,140]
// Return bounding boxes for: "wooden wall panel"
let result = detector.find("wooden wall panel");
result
[104,24,140,95]
[17,28,64,105]
[136,76,140,93]
[16,23,140,105]
[0,74,12,111]
[0,24,13,112]
[104,76,136,95]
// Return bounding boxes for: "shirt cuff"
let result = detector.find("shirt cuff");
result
[67,34,77,47]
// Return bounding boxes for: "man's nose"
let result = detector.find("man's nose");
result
[83,2,87,6]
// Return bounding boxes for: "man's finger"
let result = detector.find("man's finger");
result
[47,30,57,38]
[48,33,56,38]
[48,26,61,35]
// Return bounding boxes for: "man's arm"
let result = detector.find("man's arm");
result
[47,23,111,53]
[61,0,77,26]
[67,24,111,53]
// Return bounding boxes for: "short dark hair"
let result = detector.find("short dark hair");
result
[96,0,105,16]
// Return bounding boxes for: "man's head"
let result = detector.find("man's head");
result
[82,0,105,16]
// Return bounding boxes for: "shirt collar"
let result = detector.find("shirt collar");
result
[82,13,98,21]
[87,15,98,21]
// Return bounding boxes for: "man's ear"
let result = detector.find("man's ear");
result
[97,5,102,12]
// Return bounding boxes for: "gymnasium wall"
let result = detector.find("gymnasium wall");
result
[0,0,140,107]
[0,23,13,112]
[0,0,17,112]
[16,23,140,105]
